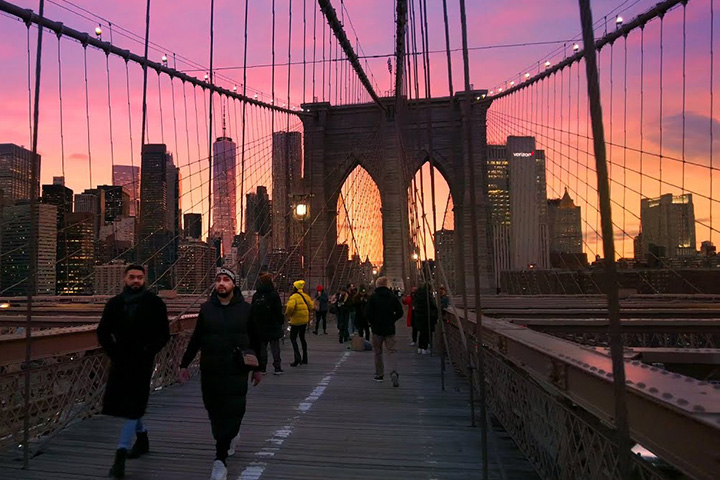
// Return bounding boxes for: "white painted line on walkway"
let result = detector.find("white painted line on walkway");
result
[238,351,351,480]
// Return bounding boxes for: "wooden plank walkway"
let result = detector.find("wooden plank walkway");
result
[0,325,539,480]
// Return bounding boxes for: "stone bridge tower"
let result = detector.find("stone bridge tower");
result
[300,91,494,298]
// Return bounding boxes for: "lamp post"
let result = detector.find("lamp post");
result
[292,195,310,279]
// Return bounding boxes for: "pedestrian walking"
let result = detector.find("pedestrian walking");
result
[412,283,438,355]
[285,280,315,367]
[97,264,170,479]
[179,267,263,480]
[403,287,417,345]
[354,285,370,340]
[366,276,405,387]
[250,273,285,375]
[314,285,329,334]
[336,288,350,343]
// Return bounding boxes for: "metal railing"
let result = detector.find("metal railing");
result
[0,317,198,454]
[439,307,720,480]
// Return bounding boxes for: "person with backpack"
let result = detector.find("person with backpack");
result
[354,286,370,341]
[313,285,329,335]
[285,280,315,367]
[250,273,285,375]
[412,283,438,355]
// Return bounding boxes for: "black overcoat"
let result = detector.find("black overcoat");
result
[97,290,170,419]
[180,288,262,419]
[249,283,285,341]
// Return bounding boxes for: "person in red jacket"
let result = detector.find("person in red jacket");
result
[403,287,417,345]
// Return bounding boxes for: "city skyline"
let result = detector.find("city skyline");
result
[2,1,716,262]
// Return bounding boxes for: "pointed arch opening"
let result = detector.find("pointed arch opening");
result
[333,165,383,287]
[408,161,455,289]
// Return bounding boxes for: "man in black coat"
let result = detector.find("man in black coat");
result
[179,267,263,480]
[97,264,170,479]
[365,276,405,387]
[412,283,438,354]
[250,272,285,375]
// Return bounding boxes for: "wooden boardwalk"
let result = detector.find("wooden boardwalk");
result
[0,325,539,480]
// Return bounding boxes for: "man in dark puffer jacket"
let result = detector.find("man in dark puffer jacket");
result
[179,268,263,480]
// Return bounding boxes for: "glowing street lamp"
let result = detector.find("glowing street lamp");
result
[573,43,580,52]
[616,16,624,27]
[372,269,378,276]
[0,302,10,309]
[412,253,419,261]
[95,25,103,38]
[161,55,168,66]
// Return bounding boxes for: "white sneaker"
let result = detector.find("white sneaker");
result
[210,460,227,480]
[423,349,430,355]
[228,434,240,456]
[410,341,416,346]
[417,348,422,354]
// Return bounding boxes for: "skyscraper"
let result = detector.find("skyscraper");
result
[75,189,105,239]
[246,185,271,235]
[113,165,140,216]
[139,144,172,290]
[640,193,696,258]
[1,203,57,295]
[435,229,456,292]
[211,135,237,257]
[184,213,202,239]
[176,239,216,294]
[547,188,582,254]
[0,143,41,205]
[42,181,73,224]
[272,131,302,251]
[97,185,130,222]
[42,180,75,295]
[57,212,95,295]
[487,136,549,281]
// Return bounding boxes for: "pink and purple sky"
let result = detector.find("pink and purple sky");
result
[0,0,717,264]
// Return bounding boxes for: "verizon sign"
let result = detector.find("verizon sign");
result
[512,151,534,157]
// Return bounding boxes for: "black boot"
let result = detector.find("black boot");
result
[126,431,149,459]
[302,354,308,364]
[108,448,127,478]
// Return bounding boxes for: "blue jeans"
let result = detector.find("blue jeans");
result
[118,417,146,450]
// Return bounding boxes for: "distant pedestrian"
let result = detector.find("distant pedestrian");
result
[250,273,285,375]
[336,288,350,343]
[285,280,315,367]
[366,276,405,387]
[354,285,370,340]
[179,267,263,480]
[314,285,329,334]
[97,264,170,479]
[412,283,438,355]
[439,286,450,310]
[403,287,417,345]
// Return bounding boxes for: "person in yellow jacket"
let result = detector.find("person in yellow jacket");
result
[286,280,314,367]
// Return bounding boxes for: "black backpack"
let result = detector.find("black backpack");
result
[253,293,275,322]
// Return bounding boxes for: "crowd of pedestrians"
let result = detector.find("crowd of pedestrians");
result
[96,265,447,480]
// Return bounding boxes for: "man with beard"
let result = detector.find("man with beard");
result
[97,264,170,479]
[179,267,263,480]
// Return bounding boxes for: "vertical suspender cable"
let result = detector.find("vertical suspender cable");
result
[57,36,69,290]
[312,0,317,101]
[24,0,45,469]
[303,0,306,103]
[138,0,152,262]
[457,1,489,478]
[240,0,249,242]
[577,2,631,478]
[83,47,93,188]
[710,0,714,244]
[208,0,216,244]
[441,0,453,98]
